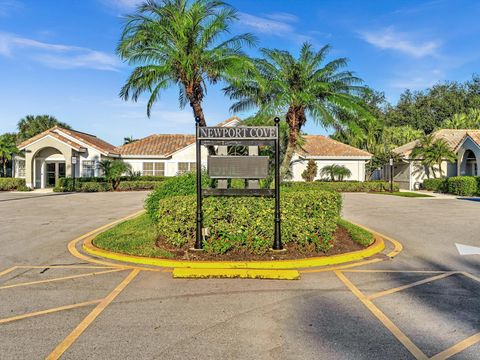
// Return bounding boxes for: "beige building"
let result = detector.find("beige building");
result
[14,117,372,189]
[389,129,480,190]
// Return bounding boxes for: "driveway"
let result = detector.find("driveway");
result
[0,192,479,360]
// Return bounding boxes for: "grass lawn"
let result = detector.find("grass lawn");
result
[93,213,374,259]
[93,213,174,258]
[373,191,434,198]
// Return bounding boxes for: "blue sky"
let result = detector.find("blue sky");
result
[1,0,480,145]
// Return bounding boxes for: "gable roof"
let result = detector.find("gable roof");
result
[117,134,195,157]
[18,126,118,155]
[296,135,372,158]
[393,129,480,157]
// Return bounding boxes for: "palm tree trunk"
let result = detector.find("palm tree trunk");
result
[281,107,302,179]
[2,155,5,178]
[189,98,207,127]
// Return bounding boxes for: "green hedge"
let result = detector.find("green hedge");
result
[155,190,342,255]
[0,178,26,191]
[422,178,448,192]
[447,176,477,196]
[56,176,166,192]
[283,181,399,193]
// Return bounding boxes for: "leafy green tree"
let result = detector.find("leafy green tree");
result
[442,108,480,129]
[384,76,480,133]
[319,164,352,181]
[0,133,18,177]
[301,160,318,182]
[98,159,132,190]
[411,135,456,178]
[17,115,70,141]
[117,0,256,124]
[225,42,369,177]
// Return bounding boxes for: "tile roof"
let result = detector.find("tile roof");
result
[393,129,480,157]
[117,134,195,157]
[297,135,372,158]
[18,126,118,155]
[213,116,241,127]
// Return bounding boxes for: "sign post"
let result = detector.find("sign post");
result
[194,117,282,251]
[389,158,394,193]
[71,156,77,192]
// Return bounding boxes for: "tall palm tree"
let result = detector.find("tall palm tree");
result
[319,164,352,181]
[224,43,369,176]
[117,0,256,125]
[411,135,456,178]
[17,115,70,141]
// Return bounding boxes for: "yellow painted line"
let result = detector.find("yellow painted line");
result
[46,269,140,360]
[84,233,385,270]
[367,272,458,300]
[347,221,403,258]
[173,268,300,280]
[335,270,428,360]
[0,266,17,278]
[15,265,117,269]
[0,299,102,325]
[430,332,480,360]
[461,272,480,283]
[300,258,383,274]
[0,268,125,290]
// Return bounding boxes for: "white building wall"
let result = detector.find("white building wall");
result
[290,154,369,181]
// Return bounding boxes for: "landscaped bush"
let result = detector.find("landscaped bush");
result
[145,172,209,220]
[116,181,161,191]
[447,176,477,196]
[56,175,166,192]
[154,190,342,255]
[0,178,26,191]
[282,180,399,193]
[422,178,448,192]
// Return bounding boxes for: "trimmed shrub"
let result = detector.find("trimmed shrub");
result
[422,178,448,192]
[145,172,209,220]
[447,176,477,196]
[282,181,399,193]
[117,181,161,191]
[337,219,374,246]
[155,190,342,254]
[79,182,113,192]
[0,178,26,191]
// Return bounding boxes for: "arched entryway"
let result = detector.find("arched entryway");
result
[460,149,479,176]
[32,147,67,188]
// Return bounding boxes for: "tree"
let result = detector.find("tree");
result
[225,42,369,177]
[17,115,70,141]
[319,164,352,181]
[123,136,138,145]
[442,108,480,129]
[98,159,132,190]
[411,135,456,178]
[0,133,18,177]
[117,0,256,125]
[384,76,480,133]
[301,160,318,182]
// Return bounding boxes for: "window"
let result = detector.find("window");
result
[177,162,196,174]
[82,161,96,177]
[17,160,25,177]
[142,162,165,176]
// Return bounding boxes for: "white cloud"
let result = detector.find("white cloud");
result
[389,69,445,90]
[360,27,439,58]
[101,0,143,11]
[0,0,22,17]
[238,12,294,34]
[0,32,121,71]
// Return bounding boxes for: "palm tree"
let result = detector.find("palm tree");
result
[123,136,138,145]
[319,164,352,181]
[411,135,456,178]
[0,133,18,177]
[224,42,369,177]
[117,0,256,125]
[98,159,132,190]
[17,115,70,141]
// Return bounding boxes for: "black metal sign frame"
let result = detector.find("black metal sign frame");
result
[194,117,282,251]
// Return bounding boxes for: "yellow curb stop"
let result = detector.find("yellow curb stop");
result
[172,268,300,280]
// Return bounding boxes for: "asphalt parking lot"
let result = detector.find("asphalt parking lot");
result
[0,192,479,359]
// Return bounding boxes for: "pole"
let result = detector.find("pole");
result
[272,117,283,250]
[10,152,14,178]
[194,116,203,249]
[389,158,393,193]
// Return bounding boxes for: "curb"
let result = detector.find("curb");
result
[172,268,300,280]
[82,233,385,270]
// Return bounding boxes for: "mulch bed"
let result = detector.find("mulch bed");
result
[155,225,366,261]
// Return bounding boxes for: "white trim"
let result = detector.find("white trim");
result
[456,134,480,152]
[297,155,372,160]
[19,134,86,152]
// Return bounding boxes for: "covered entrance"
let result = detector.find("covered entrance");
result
[463,150,478,176]
[33,147,68,189]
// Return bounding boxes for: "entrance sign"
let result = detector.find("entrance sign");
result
[194,117,282,251]
[208,156,269,179]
